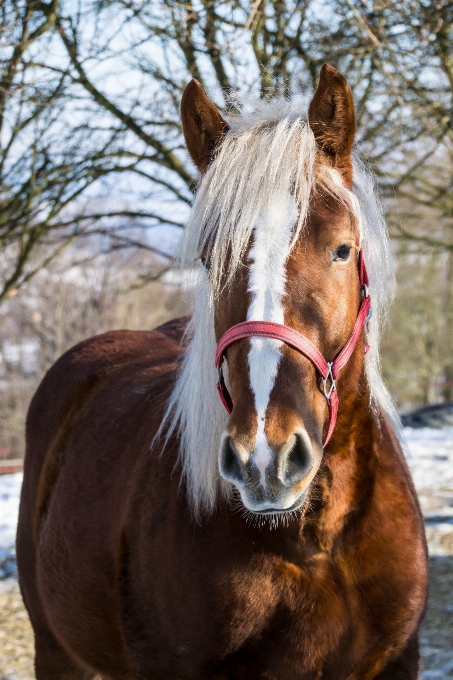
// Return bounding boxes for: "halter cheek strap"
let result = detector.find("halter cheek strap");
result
[214,251,371,447]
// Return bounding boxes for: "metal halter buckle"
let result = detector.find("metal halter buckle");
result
[321,362,336,400]
[362,284,369,299]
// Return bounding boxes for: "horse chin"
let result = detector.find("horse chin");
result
[237,489,308,516]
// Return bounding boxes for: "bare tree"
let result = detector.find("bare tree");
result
[2,0,453,407]
[2,1,453,299]
[0,0,188,304]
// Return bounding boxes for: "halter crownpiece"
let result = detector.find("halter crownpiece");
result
[215,250,371,447]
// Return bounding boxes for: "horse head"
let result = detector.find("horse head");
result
[176,66,378,516]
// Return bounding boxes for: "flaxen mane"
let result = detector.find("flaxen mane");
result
[161,97,396,514]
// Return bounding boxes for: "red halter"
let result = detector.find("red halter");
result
[215,251,371,447]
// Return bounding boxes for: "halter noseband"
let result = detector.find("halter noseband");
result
[214,251,371,447]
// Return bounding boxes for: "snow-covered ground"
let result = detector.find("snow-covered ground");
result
[1,427,452,569]
[403,426,453,556]
[0,472,22,578]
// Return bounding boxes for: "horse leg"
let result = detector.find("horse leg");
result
[34,628,99,680]
[373,632,420,680]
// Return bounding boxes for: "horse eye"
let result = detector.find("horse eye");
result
[332,244,352,261]
[200,256,211,271]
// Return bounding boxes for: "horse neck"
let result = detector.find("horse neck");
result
[305,351,377,551]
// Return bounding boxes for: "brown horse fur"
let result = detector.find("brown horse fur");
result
[17,65,428,680]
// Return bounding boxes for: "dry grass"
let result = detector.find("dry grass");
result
[0,581,34,680]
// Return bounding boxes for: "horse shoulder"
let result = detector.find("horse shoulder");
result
[338,415,428,675]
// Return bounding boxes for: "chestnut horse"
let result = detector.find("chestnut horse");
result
[17,65,427,680]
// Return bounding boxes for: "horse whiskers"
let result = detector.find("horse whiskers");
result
[229,490,305,530]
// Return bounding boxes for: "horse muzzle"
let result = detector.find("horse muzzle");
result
[219,429,317,514]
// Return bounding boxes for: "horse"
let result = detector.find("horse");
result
[17,64,428,680]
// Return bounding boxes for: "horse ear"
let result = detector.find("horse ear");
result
[181,79,229,173]
[308,64,355,183]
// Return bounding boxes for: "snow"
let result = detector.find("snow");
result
[403,427,453,556]
[1,427,452,567]
[404,427,453,504]
[0,472,22,578]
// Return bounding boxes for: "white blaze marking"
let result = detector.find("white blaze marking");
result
[247,194,297,488]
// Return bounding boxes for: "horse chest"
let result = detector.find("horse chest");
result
[128,528,364,679]
[213,552,359,654]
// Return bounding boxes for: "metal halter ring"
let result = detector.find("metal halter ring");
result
[321,362,336,400]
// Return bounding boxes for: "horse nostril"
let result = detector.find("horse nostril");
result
[219,436,244,484]
[281,433,314,486]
